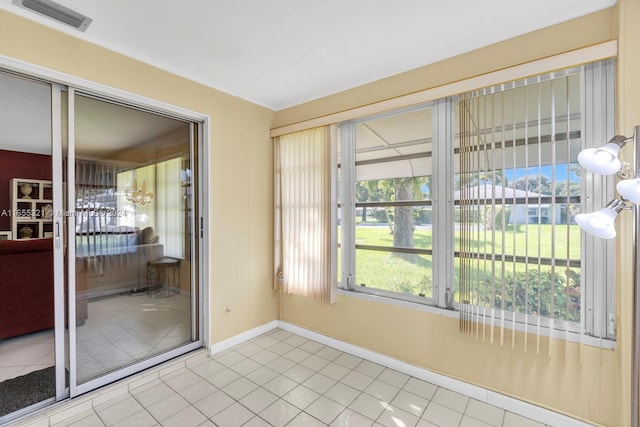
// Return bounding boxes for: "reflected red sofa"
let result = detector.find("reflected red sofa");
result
[0,238,87,340]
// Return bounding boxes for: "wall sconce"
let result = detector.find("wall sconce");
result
[577,126,638,238]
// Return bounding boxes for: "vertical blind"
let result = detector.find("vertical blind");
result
[117,157,186,259]
[155,158,185,259]
[457,66,597,351]
[76,160,137,272]
[274,126,336,302]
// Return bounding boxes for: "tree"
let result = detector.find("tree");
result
[464,170,509,189]
[554,180,580,196]
[392,176,430,260]
[393,178,415,250]
[355,181,370,221]
[357,179,394,229]
[514,174,552,195]
[357,176,429,260]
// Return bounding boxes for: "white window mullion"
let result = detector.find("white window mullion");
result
[341,122,356,290]
[581,59,616,339]
[329,124,338,303]
[433,98,455,308]
[605,59,616,340]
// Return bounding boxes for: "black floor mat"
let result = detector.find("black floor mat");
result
[0,366,55,417]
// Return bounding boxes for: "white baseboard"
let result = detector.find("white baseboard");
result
[209,320,279,355]
[209,320,595,427]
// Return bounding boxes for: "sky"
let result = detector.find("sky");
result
[502,163,578,184]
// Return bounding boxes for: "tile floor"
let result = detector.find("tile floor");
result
[0,330,55,383]
[11,328,553,427]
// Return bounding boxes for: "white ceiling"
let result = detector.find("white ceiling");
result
[0,0,616,111]
[0,71,186,156]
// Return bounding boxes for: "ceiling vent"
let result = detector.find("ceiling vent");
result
[13,0,92,32]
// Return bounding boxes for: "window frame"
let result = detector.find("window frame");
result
[337,60,616,342]
[339,101,452,308]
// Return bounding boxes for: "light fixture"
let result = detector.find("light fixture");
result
[577,126,640,427]
[576,126,639,240]
[577,134,631,175]
[618,178,640,204]
[575,199,628,239]
[126,179,154,206]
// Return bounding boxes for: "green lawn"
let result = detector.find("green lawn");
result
[344,224,582,320]
[452,224,581,261]
[353,226,432,296]
[353,224,581,259]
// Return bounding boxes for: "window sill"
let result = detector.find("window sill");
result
[336,288,616,350]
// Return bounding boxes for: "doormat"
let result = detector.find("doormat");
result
[0,366,55,417]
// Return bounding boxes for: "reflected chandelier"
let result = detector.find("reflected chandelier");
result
[126,179,154,206]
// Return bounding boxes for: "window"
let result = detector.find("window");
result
[75,157,187,259]
[339,60,615,340]
[339,100,455,308]
[339,106,438,304]
[117,157,187,259]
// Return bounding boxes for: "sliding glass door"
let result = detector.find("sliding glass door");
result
[67,91,202,394]
[0,71,65,420]
[0,66,204,419]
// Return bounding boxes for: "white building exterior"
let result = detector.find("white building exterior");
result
[453,185,568,225]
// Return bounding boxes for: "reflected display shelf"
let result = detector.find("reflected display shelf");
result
[10,178,53,239]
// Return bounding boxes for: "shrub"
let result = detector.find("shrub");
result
[414,208,432,225]
[374,208,393,223]
[471,269,580,323]
[483,206,511,230]
[455,208,481,224]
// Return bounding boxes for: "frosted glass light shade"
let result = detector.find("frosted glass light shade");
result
[577,142,622,175]
[575,206,619,239]
[618,178,640,204]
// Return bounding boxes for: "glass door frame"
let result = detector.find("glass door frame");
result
[51,83,67,401]
[66,88,207,397]
[0,54,211,403]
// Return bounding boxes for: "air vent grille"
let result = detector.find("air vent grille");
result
[15,0,92,31]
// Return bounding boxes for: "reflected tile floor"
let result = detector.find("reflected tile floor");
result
[0,292,191,384]
[12,328,554,427]
[76,293,191,382]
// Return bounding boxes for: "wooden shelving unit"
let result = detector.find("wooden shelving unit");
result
[10,178,54,239]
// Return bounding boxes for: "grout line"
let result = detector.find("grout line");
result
[276,321,596,427]
[10,322,593,427]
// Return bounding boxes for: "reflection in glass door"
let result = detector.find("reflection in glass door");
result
[0,67,204,420]
[68,92,200,392]
[0,71,65,421]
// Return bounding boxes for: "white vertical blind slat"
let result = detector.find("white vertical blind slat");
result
[458,64,599,353]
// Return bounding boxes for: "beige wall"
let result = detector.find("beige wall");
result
[614,0,640,425]
[275,7,626,427]
[0,9,279,344]
[2,3,634,425]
